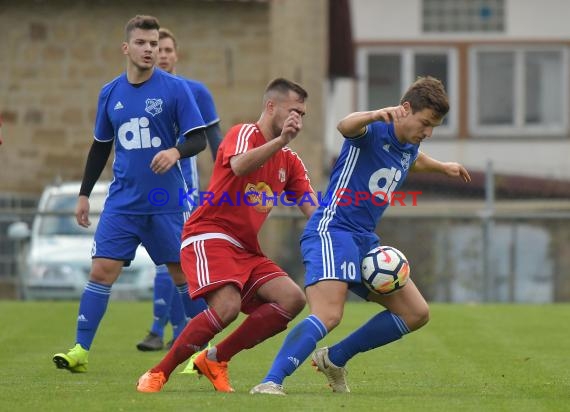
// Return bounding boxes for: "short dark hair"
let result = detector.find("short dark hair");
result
[264,78,308,103]
[124,15,160,41]
[159,28,177,49]
[400,76,449,119]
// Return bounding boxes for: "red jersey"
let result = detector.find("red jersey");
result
[182,123,313,255]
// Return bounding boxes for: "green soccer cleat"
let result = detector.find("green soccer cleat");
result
[53,344,89,373]
[180,351,200,375]
[180,342,212,375]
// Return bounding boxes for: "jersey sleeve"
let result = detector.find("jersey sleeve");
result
[345,124,374,149]
[284,150,314,200]
[351,121,394,150]
[93,84,114,142]
[192,81,220,126]
[176,80,205,136]
[220,124,256,167]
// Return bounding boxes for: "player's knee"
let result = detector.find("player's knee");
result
[287,289,306,316]
[407,303,430,331]
[272,282,306,316]
[216,301,241,324]
[90,259,122,284]
[317,311,343,331]
[89,270,114,284]
[324,315,342,331]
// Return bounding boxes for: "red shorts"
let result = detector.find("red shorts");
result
[181,238,287,313]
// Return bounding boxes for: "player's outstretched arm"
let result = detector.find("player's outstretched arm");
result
[411,151,471,182]
[337,106,408,138]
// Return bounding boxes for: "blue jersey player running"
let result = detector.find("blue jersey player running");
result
[251,76,471,395]
[136,27,223,352]
[53,15,207,373]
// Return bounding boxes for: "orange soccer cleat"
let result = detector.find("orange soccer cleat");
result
[136,370,167,393]
[193,350,234,393]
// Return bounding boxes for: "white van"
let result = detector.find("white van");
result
[8,182,155,300]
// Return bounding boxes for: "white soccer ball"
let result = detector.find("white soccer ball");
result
[361,246,410,294]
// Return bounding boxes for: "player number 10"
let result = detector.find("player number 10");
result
[340,261,357,280]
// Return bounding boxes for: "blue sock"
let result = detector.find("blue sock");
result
[150,269,174,337]
[176,283,208,319]
[76,281,111,350]
[263,315,328,385]
[327,310,410,367]
[168,283,187,340]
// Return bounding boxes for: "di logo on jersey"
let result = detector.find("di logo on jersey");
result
[145,98,163,117]
[369,167,402,199]
[118,117,162,150]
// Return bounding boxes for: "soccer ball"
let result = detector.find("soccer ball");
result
[361,246,410,294]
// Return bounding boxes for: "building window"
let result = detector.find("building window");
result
[469,46,568,136]
[423,0,505,33]
[357,47,457,135]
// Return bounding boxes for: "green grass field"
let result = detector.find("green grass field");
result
[0,302,568,411]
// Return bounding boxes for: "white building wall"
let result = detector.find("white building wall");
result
[421,139,570,180]
[351,0,423,41]
[352,0,570,40]
[324,79,354,168]
[339,0,570,179]
[508,0,570,38]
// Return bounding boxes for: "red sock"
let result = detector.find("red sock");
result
[216,303,292,362]
[151,308,224,378]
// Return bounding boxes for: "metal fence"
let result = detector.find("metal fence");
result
[0,194,37,297]
[1,193,569,303]
[260,206,570,304]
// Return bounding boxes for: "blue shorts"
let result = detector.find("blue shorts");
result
[301,231,379,299]
[93,211,185,265]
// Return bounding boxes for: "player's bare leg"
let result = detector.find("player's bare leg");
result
[368,280,429,331]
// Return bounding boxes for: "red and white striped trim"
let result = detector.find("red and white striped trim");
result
[181,232,243,250]
[204,308,223,332]
[234,123,256,155]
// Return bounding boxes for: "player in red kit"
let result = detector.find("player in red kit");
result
[137,78,318,393]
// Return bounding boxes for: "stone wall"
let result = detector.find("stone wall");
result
[0,0,327,194]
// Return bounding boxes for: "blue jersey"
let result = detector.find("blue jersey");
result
[178,78,220,207]
[185,79,219,127]
[304,122,419,235]
[94,69,205,214]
